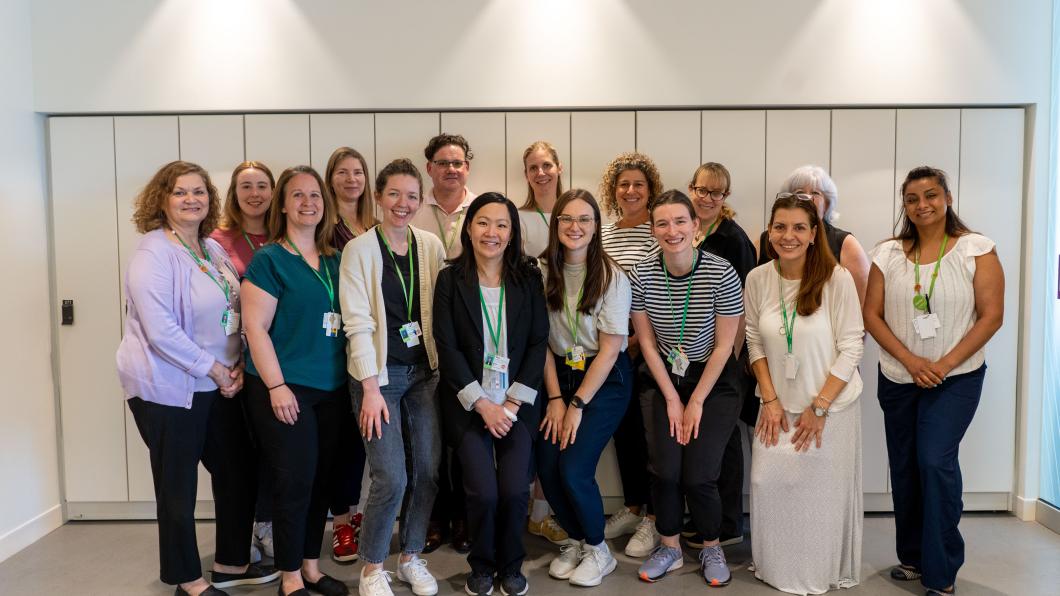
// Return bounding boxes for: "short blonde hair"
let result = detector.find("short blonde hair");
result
[690,162,736,220]
[599,152,663,218]
[131,161,220,237]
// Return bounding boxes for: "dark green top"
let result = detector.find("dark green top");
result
[244,243,345,391]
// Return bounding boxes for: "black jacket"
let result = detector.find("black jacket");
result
[433,263,549,447]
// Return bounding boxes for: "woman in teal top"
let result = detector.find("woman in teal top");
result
[242,165,350,596]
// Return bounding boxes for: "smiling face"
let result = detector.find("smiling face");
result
[375,173,422,229]
[281,173,325,231]
[425,144,469,195]
[556,198,596,254]
[234,168,272,220]
[651,202,699,256]
[768,207,816,266]
[902,176,952,229]
[468,201,512,263]
[524,147,562,201]
[615,168,650,220]
[331,156,367,204]
[164,173,210,231]
[689,170,728,225]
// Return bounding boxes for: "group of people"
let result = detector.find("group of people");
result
[116,131,1004,596]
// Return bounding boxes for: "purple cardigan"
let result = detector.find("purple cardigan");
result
[116,229,239,408]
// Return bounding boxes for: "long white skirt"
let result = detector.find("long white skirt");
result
[750,405,863,595]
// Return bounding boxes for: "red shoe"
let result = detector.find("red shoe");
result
[332,522,358,563]
[352,512,363,531]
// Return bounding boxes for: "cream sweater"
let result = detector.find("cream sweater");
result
[339,225,447,387]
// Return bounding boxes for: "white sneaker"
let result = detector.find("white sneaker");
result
[603,507,643,539]
[397,556,439,596]
[624,517,660,558]
[359,568,394,596]
[570,542,616,587]
[548,540,583,580]
[254,521,275,558]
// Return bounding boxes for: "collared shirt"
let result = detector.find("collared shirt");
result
[410,187,476,259]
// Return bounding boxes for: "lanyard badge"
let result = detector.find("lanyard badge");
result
[378,228,421,347]
[286,237,340,338]
[663,252,696,377]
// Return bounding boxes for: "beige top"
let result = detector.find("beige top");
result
[409,187,476,259]
[339,225,447,387]
[519,208,551,259]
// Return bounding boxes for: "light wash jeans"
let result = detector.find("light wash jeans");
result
[350,364,441,564]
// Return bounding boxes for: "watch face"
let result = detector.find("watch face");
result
[814,407,826,417]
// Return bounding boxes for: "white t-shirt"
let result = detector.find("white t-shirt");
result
[546,261,631,358]
[519,209,550,259]
[744,264,864,413]
[870,233,995,384]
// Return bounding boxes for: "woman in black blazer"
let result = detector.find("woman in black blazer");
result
[433,192,549,596]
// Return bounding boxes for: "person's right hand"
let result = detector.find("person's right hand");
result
[358,388,390,441]
[475,399,512,439]
[270,385,300,425]
[539,398,567,444]
[208,361,233,389]
[755,399,789,447]
[665,398,685,441]
[902,354,944,388]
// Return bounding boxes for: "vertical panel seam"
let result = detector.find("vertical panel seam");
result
[956,109,963,213]
[241,115,247,161]
[176,116,182,161]
[307,114,313,168]
[111,116,132,501]
[763,111,768,228]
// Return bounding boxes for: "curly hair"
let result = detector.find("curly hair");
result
[599,152,663,218]
[221,161,275,230]
[423,133,474,162]
[131,161,221,237]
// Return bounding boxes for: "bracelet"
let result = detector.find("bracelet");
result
[759,396,778,405]
[505,398,522,408]
[267,382,286,391]
[547,395,563,401]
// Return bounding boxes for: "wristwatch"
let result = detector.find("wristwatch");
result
[571,395,588,409]
[813,397,829,417]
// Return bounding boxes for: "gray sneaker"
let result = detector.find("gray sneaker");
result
[637,545,683,582]
[699,545,731,587]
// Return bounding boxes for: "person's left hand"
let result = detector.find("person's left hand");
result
[560,406,583,450]
[679,401,703,445]
[221,363,243,398]
[791,407,826,452]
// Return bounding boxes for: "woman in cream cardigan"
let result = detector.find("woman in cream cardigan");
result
[338,158,447,596]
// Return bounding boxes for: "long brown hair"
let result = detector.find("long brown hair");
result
[131,160,221,237]
[267,166,336,256]
[544,189,618,314]
[765,195,836,316]
[895,166,972,255]
[325,147,377,231]
[221,161,275,230]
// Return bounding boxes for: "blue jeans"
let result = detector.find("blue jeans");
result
[350,364,441,564]
[537,351,632,545]
[877,364,985,591]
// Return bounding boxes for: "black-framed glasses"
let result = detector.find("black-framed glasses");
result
[776,192,814,202]
[556,215,596,226]
[431,159,468,170]
[690,186,728,201]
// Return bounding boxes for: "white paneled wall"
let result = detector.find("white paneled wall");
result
[48,108,1025,517]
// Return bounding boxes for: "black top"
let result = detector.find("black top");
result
[376,232,427,365]
[700,218,757,285]
[757,221,850,267]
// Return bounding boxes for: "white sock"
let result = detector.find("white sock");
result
[530,499,551,522]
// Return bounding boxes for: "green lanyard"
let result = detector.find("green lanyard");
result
[434,207,464,253]
[535,207,549,228]
[242,230,260,253]
[285,237,336,310]
[479,284,506,354]
[376,228,416,322]
[662,251,697,351]
[913,235,949,313]
[173,230,231,305]
[562,279,585,347]
[776,262,796,354]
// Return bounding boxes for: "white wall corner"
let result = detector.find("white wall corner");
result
[1014,495,1038,521]
[0,505,63,564]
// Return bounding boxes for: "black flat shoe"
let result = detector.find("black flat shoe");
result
[302,573,350,596]
[278,586,311,596]
[212,563,281,588]
[175,586,229,596]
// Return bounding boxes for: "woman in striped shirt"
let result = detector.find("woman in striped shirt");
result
[630,190,744,587]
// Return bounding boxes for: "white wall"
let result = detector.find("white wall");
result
[0,0,63,562]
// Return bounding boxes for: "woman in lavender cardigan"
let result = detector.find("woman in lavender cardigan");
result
[116,161,279,596]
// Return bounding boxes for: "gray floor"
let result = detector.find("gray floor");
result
[1,514,1057,595]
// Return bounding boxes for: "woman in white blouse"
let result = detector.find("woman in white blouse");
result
[745,192,865,594]
[517,141,564,259]
[863,167,1003,596]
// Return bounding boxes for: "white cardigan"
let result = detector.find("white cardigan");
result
[339,225,447,387]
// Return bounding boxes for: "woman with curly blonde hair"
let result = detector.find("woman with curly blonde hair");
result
[597,152,665,558]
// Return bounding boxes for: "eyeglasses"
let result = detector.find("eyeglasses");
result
[776,192,814,202]
[556,215,596,226]
[690,186,729,201]
[431,159,468,170]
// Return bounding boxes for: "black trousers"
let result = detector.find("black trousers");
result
[717,349,756,538]
[649,356,742,539]
[330,407,369,517]
[128,391,256,585]
[612,355,652,509]
[456,420,534,575]
[431,442,467,525]
[245,373,346,571]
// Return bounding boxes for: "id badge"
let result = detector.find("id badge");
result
[485,353,510,373]
[667,347,689,377]
[322,311,341,337]
[222,309,240,336]
[399,322,422,347]
[784,353,799,380]
[913,314,937,339]
[565,345,586,370]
